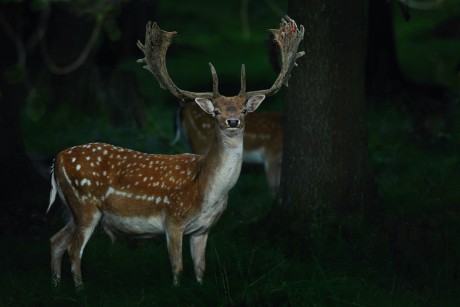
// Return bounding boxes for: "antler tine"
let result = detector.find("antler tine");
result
[245,15,305,98]
[137,21,215,101]
[239,64,246,96]
[209,62,219,98]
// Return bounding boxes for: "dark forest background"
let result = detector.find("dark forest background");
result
[1,0,460,305]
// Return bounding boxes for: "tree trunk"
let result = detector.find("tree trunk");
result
[0,2,47,233]
[0,86,48,234]
[273,0,380,240]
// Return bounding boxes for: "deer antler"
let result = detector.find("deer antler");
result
[137,22,218,101]
[137,17,304,101]
[243,16,305,98]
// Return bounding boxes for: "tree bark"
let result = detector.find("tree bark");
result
[273,0,380,239]
[0,3,48,233]
[0,86,48,234]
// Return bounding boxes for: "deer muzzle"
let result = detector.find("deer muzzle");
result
[226,119,240,128]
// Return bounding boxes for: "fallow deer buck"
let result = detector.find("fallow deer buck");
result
[174,105,283,196]
[47,16,304,288]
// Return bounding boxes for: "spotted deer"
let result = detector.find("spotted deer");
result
[174,105,283,196]
[47,16,304,288]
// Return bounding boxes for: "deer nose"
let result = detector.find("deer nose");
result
[226,119,240,128]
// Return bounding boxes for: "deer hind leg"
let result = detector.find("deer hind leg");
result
[66,206,101,289]
[190,232,209,284]
[165,224,184,286]
[50,220,75,287]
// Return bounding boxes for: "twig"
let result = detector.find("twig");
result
[0,10,26,66]
[248,259,285,288]
[263,0,285,17]
[240,0,250,38]
[26,5,50,53]
[212,243,233,304]
[397,0,444,10]
[40,14,105,75]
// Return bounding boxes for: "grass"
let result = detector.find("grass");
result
[0,229,455,306]
[2,117,460,306]
[0,229,436,306]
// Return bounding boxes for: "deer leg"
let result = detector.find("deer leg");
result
[67,209,101,289]
[264,155,281,197]
[50,220,75,287]
[190,232,209,284]
[166,226,184,286]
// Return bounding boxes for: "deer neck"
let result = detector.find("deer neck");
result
[198,128,244,205]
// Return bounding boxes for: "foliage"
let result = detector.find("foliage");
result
[394,2,460,88]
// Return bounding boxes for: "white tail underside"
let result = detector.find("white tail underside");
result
[47,171,57,213]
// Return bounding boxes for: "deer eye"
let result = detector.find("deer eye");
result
[213,110,221,116]
[241,109,248,115]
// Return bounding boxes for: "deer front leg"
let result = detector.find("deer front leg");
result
[190,232,209,284]
[166,226,184,286]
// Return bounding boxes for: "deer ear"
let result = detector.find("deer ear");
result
[245,95,265,112]
[195,98,215,114]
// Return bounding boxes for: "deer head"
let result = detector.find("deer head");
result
[136,16,305,138]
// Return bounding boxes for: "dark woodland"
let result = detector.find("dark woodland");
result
[1,0,459,305]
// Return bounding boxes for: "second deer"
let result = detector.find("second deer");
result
[48,17,304,288]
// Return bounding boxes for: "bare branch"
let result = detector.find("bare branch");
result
[41,15,104,75]
[397,0,444,10]
[0,11,26,66]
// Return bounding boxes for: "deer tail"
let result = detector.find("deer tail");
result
[47,161,57,214]
[170,107,183,146]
